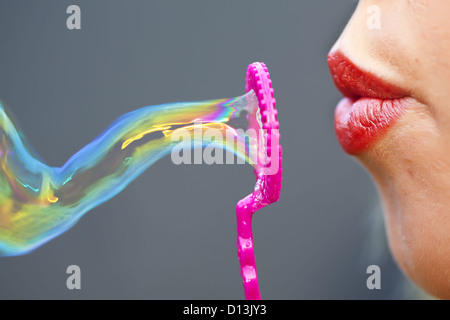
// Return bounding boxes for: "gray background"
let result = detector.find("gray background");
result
[0,0,422,299]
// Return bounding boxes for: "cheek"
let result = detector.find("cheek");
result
[403,1,450,109]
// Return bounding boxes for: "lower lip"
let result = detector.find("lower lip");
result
[334,97,408,154]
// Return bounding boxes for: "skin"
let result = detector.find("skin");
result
[330,0,450,298]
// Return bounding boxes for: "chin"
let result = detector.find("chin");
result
[379,191,450,300]
[354,113,450,300]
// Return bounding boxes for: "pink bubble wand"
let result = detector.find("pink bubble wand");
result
[236,63,282,300]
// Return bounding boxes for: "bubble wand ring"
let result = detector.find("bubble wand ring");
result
[237,62,282,300]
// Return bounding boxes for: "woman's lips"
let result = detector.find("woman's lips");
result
[327,51,410,154]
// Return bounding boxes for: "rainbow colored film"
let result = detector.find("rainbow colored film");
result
[0,91,259,256]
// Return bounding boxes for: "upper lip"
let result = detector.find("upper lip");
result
[327,51,407,100]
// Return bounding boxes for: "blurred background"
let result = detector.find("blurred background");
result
[0,0,425,299]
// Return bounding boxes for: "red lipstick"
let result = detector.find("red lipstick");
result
[327,51,409,154]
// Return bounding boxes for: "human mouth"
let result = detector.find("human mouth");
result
[327,51,411,154]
